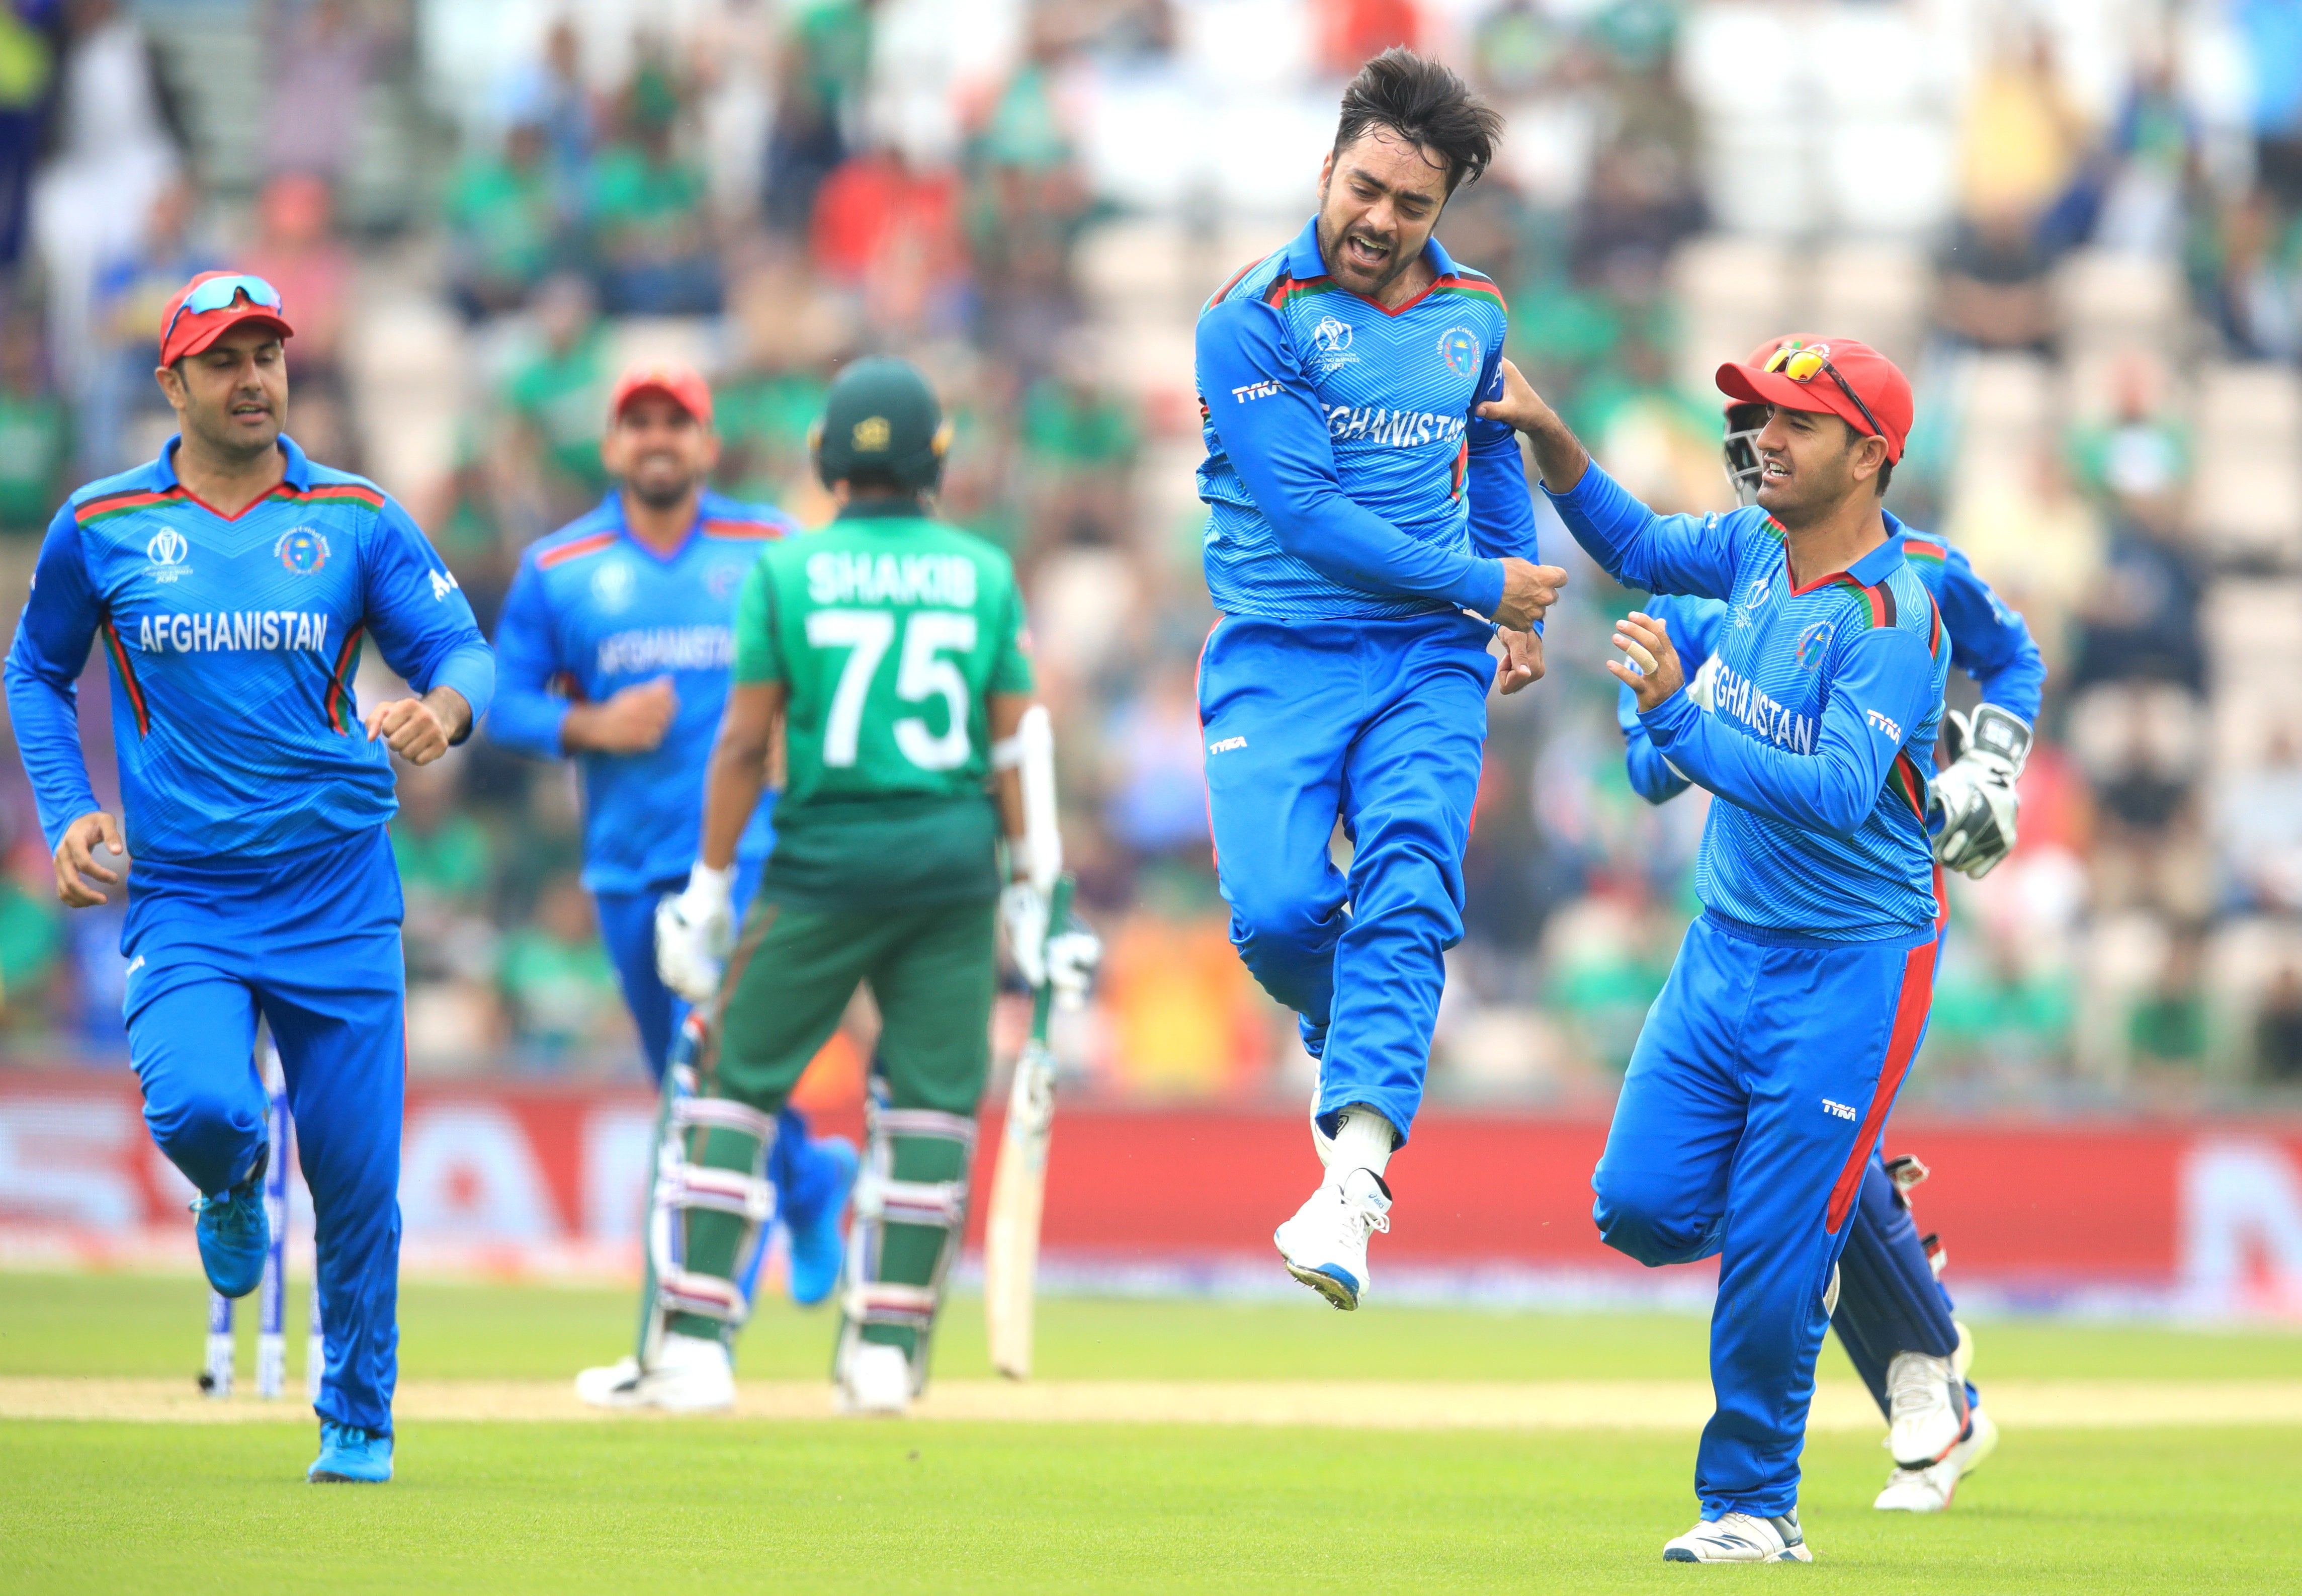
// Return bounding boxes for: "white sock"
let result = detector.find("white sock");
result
[1327,1105,1395,1182]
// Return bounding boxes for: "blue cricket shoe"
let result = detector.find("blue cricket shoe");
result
[781,1135,859,1307]
[309,1422,392,1483]
[191,1145,270,1299]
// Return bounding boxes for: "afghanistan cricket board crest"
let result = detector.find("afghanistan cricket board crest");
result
[274,527,330,574]
[1437,326,1482,380]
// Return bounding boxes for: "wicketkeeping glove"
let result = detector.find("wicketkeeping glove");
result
[999,881,1103,1008]
[1926,705,2032,880]
[655,863,735,1002]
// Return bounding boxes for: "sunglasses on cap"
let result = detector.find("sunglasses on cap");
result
[161,274,285,351]
[1762,340,1885,444]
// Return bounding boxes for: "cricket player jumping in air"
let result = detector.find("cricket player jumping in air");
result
[4,273,494,1483]
[1194,49,1562,1308]
[633,357,1095,1414]
[1481,337,1952,1563]
[1616,337,2045,1515]
[485,362,860,1408]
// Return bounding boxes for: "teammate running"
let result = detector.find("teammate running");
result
[4,272,494,1483]
[1482,337,1951,1563]
[1619,337,2045,1513]
[486,363,858,1410]
[631,356,1093,1414]
[1194,48,1562,1308]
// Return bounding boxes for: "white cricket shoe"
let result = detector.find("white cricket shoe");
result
[1273,1166,1391,1310]
[573,1355,646,1409]
[1875,1400,1998,1511]
[1886,1350,1968,1466]
[572,1333,734,1412]
[1662,1511,1812,1563]
[837,1341,913,1416]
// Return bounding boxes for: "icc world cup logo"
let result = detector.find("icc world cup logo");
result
[145,527,191,582]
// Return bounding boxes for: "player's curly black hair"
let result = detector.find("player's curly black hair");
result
[1333,47,1502,196]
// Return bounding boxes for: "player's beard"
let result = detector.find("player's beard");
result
[1315,209,1417,301]
[628,464,700,510]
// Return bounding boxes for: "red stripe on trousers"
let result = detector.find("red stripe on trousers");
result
[1195,617,1222,873]
[1825,939,1937,1233]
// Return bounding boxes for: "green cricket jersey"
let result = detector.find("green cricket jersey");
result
[733,500,1035,909]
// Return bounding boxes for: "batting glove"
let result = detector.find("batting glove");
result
[655,863,735,1002]
[1926,705,2032,880]
[1001,882,1103,1008]
[1045,923,1103,1010]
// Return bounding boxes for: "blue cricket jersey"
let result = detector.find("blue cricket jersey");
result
[487,490,794,895]
[1555,464,1950,942]
[4,435,495,863]
[1193,217,1539,623]
[1620,523,2044,804]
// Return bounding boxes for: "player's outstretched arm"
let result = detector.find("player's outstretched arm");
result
[1477,359,1741,600]
[5,506,106,864]
[1633,616,1938,840]
[1199,298,1563,629]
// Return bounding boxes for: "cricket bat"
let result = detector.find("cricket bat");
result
[984,875,1073,1380]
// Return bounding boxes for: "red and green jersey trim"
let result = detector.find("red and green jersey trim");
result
[290,482,386,512]
[536,531,619,570]
[1263,274,1337,310]
[1428,275,1507,311]
[1889,750,1928,822]
[324,625,365,733]
[701,519,786,541]
[1205,256,1268,312]
[1902,538,1946,567]
[74,486,187,527]
[99,616,150,736]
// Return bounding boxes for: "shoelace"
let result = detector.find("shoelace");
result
[188,1184,262,1240]
[1341,1189,1392,1241]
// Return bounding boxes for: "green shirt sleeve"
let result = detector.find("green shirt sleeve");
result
[731,557,785,684]
[988,564,1035,696]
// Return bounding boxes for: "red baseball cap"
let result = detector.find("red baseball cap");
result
[157,271,294,366]
[1716,337,1913,464]
[609,360,713,428]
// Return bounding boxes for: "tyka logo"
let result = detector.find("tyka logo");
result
[1207,736,1248,755]
[1865,708,1903,741]
[146,527,191,583]
[1821,1098,1857,1121]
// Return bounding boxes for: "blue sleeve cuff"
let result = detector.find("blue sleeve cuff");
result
[429,642,497,739]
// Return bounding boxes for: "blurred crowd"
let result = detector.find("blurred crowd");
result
[0,0,2294,1109]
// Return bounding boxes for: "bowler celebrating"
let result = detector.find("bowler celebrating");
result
[5,273,494,1483]
[1482,338,1947,1562]
[1194,49,1561,1307]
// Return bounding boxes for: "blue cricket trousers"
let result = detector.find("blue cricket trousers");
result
[1197,611,1493,1141]
[124,825,407,1436]
[1593,911,1936,1519]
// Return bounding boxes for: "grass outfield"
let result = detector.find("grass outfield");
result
[6,1273,2302,1592]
